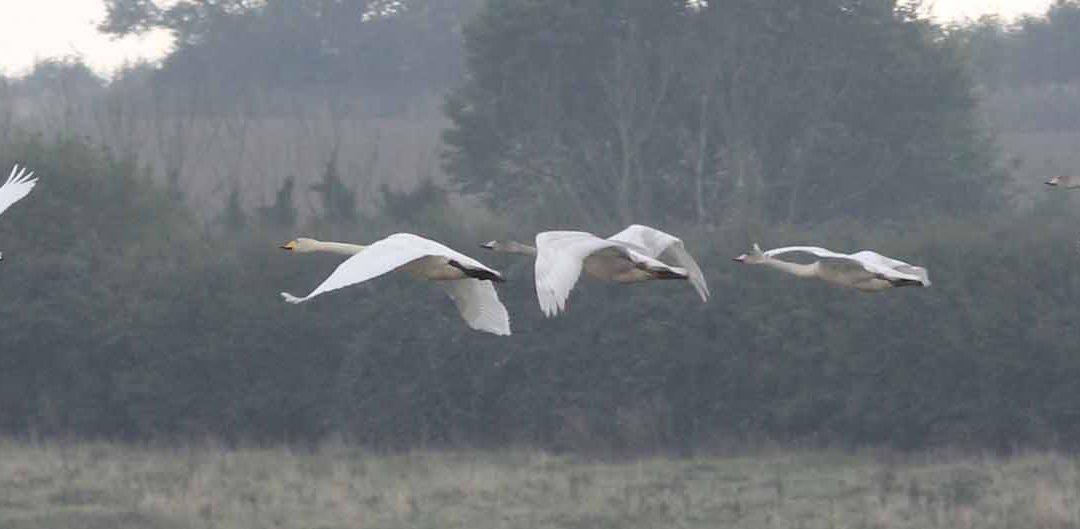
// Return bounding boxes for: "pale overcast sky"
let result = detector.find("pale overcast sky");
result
[0,0,1059,78]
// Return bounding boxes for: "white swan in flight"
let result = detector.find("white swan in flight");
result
[733,243,930,291]
[0,164,38,261]
[481,225,709,317]
[1046,175,1080,188]
[607,224,710,302]
[280,233,511,335]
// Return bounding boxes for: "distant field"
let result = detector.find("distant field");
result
[1,439,1079,528]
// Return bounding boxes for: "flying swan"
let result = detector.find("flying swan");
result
[1045,175,1080,188]
[0,164,38,261]
[280,233,511,335]
[481,224,709,317]
[733,243,930,291]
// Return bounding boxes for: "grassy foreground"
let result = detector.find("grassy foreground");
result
[1,439,1078,528]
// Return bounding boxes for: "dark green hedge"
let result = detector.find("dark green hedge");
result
[2,135,1079,452]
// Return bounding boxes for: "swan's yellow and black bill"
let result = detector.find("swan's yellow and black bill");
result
[280,240,297,250]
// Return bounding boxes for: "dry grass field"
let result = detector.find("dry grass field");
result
[2,438,1080,529]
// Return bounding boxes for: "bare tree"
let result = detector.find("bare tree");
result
[597,22,678,224]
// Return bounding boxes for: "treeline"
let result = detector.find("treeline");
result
[444,0,1003,227]
[1,1,481,227]
[99,0,479,113]
[948,0,1080,90]
[1,0,1080,453]
[947,0,1080,136]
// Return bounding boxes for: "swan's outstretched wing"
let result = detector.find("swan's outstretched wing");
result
[608,224,709,301]
[850,251,930,285]
[0,164,37,217]
[386,233,504,279]
[439,279,511,335]
[534,231,631,317]
[763,245,853,261]
[764,245,886,281]
[281,235,432,303]
[766,245,925,284]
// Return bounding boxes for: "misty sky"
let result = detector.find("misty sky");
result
[0,0,1058,77]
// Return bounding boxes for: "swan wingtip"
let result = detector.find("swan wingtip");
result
[280,292,305,304]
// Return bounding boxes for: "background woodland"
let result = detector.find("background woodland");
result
[2,0,1080,453]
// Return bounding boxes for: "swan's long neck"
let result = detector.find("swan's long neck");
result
[503,241,538,256]
[311,241,366,255]
[761,257,818,279]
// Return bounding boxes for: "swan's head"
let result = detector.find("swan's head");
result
[280,237,320,253]
[479,240,499,250]
[732,243,766,264]
[1046,176,1062,186]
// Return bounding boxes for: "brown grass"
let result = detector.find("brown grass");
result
[2,438,1080,528]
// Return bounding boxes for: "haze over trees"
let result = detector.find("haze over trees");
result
[99,0,476,111]
[946,0,1080,193]
[1,0,1079,452]
[445,0,1003,227]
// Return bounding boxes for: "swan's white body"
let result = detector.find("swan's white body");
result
[281,234,511,335]
[734,243,930,292]
[0,164,37,261]
[483,225,708,317]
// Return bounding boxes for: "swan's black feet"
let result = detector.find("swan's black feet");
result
[449,260,505,282]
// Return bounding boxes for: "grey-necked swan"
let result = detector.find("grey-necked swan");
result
[733,243,930,291]
[280,233,511,335]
